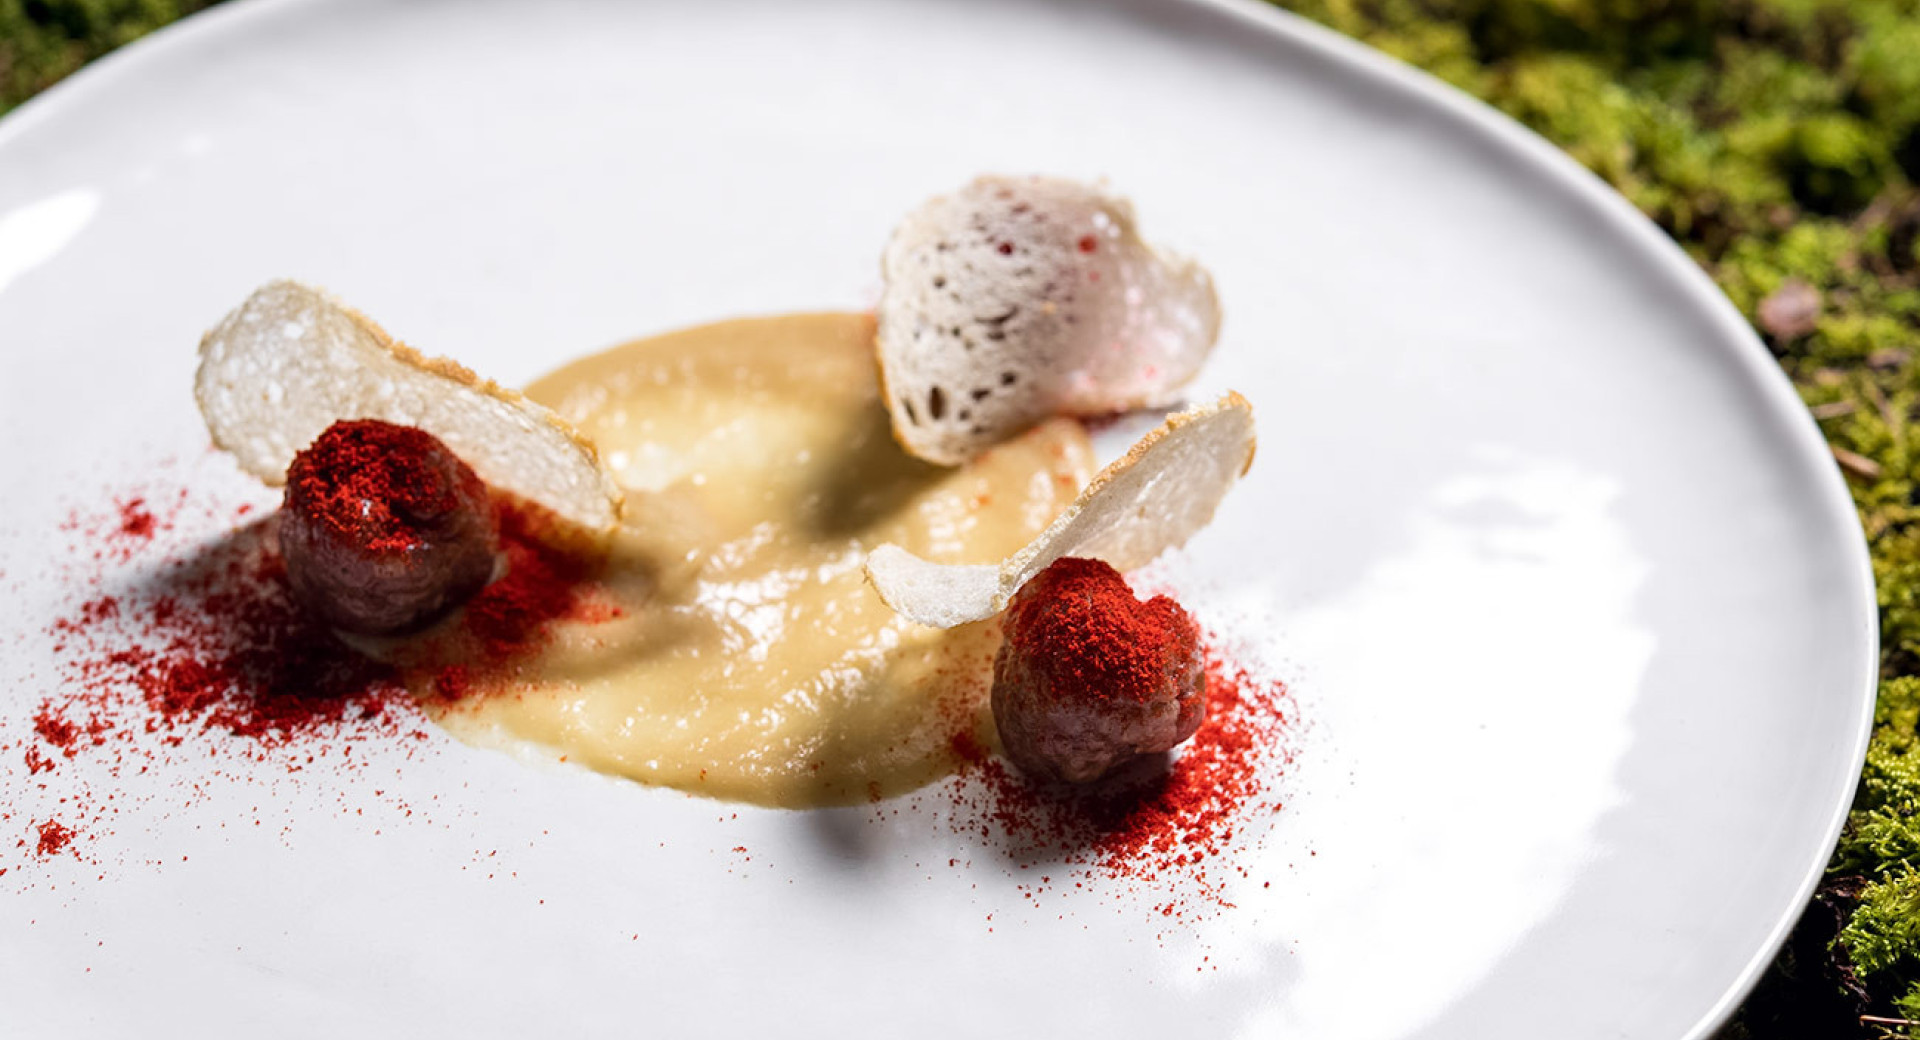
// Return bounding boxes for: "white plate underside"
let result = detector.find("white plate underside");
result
[0,1,1876,1038]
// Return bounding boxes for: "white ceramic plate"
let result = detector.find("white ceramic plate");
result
[0,1,1877,1037]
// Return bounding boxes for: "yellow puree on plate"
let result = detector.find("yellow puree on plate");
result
[428,314,1093,806]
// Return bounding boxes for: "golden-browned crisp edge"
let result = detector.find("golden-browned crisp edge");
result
[335,296,622,494]
[985,389,1255,607]
[337,295,628,533]
[196,281,626,532]
[1076,390,1256,503]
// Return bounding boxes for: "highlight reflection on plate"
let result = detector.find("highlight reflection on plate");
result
[0,1,1875,1038]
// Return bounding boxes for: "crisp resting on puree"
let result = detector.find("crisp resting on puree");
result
[428,314,1094,805]
[188,175,1258,800]
[19,168,1285,883]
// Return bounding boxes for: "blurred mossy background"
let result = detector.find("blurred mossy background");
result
[1,0,211,106]
[5,0,1920,1034]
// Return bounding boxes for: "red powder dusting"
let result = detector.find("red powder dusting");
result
[424,498,621,702]
[993,557,1205,786]
[14,461,1290,933]
[938,646,1294,923]
[285,420,478,555]
[9,468,613,875]
[116,499,156,541]
[63,524,412,746]
[433,665,473,701]
[15,502,421,866]
[59,492,171,564]
[1001,556,1196,707]
[463,501,609,662]
[32,705,81,752]
[33,820,76,858]
[1085,657,1280,874]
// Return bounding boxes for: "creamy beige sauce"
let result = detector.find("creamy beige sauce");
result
[430,314,1093,806]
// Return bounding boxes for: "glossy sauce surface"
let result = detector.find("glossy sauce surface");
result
[431,314,1093,805]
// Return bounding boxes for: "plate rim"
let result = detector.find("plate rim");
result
[0,0,1881,1035]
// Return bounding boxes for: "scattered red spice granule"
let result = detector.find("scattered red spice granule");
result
[21,747,55,776]
[432,664,473,701]
[116,498,156,541]
[33,820,76,858]
[32,704,84,753]
[58,489,175,564]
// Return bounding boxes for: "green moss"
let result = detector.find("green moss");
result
[1819,313,1912,361]
[1838,679,1920,873]
[1853,4,1920,141]
[1785,114,1896,212]
[0,0,219,115]
[1842,872,1920,977]
[1900,982,1920,1032]
[1711,43,1841,115]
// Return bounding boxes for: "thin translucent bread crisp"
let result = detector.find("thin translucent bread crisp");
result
[877,175,1221,466]
[195,280,623,533]
[865,392,1255,628]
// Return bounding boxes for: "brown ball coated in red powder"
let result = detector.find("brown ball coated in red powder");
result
[991,556,1205,784]
[280,419,499,636]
